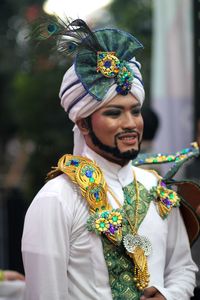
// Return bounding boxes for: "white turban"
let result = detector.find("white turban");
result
[59,58,145,155]
[59,58,145,122]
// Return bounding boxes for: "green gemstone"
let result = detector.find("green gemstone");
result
[167,157,173,161]
[100,222,105,228]
[182,149,187,154]
[153,159,158,163]
[101,212,108,218]
[127,199,132,205]
[89,178,95,183]
[160,191,165,197]
[112,216,118,222]
[169,193,174,199]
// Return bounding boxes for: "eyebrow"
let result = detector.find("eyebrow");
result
[103,103,141,109]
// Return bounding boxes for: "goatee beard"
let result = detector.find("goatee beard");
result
[86,118,140,161]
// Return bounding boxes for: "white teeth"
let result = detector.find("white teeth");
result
[121,136,135,140]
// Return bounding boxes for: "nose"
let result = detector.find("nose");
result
[121,112,136,130]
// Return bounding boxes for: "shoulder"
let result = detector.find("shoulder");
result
[26,174,80,221]
[37,173,76,199]
[132,165,160,190]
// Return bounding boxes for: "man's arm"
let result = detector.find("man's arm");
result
[22,191,71,300]
[150,207,197,300]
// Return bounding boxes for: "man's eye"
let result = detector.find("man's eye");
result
[102,110,121,117]
[132,108,141,115]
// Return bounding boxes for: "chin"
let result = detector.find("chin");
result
[112,148,140,160]
[119,146,139,153]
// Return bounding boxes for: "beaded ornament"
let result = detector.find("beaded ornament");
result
[97,51,134,95]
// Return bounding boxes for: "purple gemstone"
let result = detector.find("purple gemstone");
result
[109,224,115,234]
[163,198,171,207]
[160,181,166,188]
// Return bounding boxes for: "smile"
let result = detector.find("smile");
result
[117,133,138,145]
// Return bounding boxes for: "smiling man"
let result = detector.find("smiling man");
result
[22,18,197,300]
[78,94,143,165]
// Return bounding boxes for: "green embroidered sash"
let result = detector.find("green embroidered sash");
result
[102,180,152,300]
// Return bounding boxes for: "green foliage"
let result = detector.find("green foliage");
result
[0,0,74,197]
[9,66,74,197]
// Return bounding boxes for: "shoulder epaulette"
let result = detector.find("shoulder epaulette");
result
[47,154,111,213]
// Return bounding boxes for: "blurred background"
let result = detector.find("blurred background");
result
[0,0,199,276]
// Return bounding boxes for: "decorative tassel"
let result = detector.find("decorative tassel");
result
[132,247,150,290]
[46,167,62,181]
[157,201,170,219]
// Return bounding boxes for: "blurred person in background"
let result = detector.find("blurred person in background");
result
[0,269,25,300]
[141,107,159,154]
[0,270,24,282]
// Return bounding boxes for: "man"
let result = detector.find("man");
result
[22,18,198,300]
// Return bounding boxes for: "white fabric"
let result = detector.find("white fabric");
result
[0,281,25,300]
[59,58,145,123]
[22,144,197,300]
[72,124,85,155]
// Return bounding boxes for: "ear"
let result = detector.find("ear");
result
[76,119,90,135]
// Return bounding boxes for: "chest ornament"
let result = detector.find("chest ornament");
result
[87,208,124,244]
[149,180,180,219]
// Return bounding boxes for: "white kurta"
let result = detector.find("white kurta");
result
[22,144,197,300]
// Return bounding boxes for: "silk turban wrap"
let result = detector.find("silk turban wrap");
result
[59,57,145,123]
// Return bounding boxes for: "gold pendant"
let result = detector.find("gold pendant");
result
[132,248,150,290]
[123,234,152,290]
[132,246,146,272]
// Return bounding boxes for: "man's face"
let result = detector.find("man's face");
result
[82,93,144,165]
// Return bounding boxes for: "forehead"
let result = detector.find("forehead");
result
[102,93,140,108]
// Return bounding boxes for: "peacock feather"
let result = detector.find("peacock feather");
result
[29,16,103,56]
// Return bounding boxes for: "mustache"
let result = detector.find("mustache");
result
[114,129,140,142]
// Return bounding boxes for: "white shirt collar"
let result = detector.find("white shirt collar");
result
[81,143,134,187]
